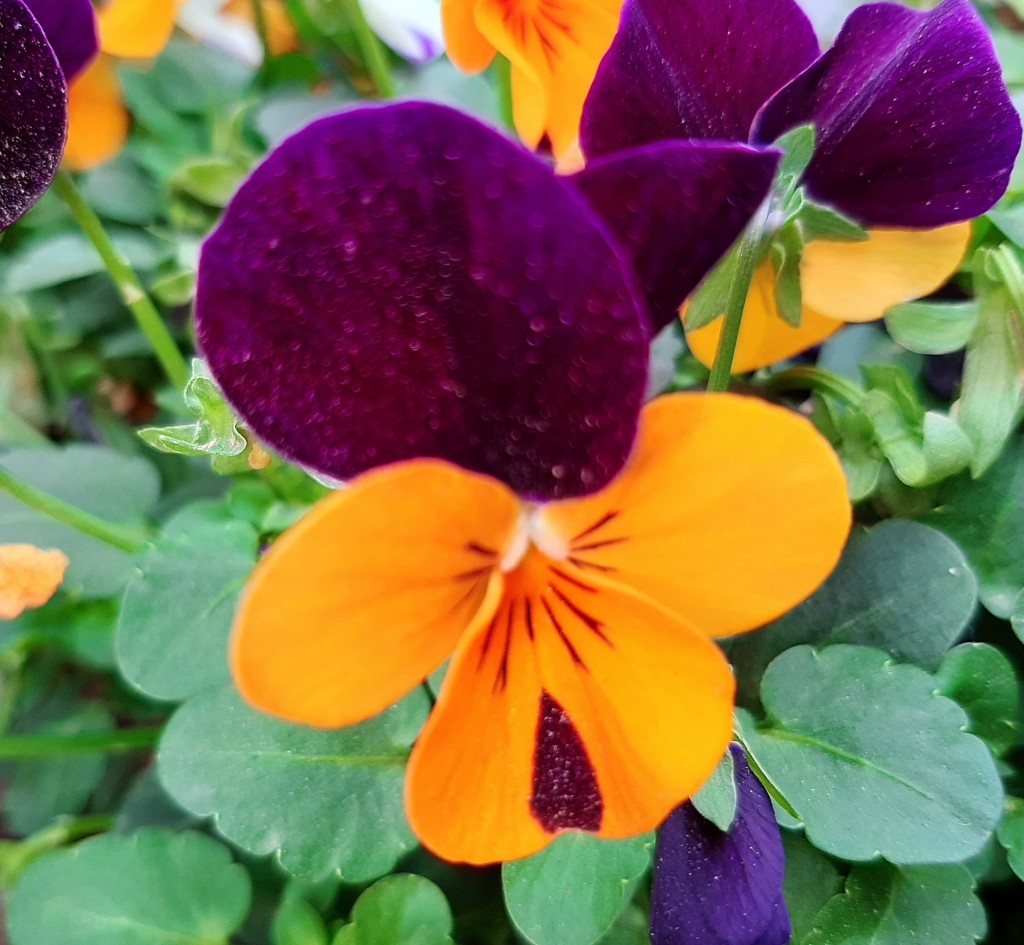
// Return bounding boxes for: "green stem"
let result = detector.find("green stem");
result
[342,0,396,98]
[0,465,149,553]
[707,217,769,392]
[763,366,865,409]
[494,56,515,132]
[52,172,189,390]
[989,244,1024,337]
[252,0,273,64]
[0,726,162,758]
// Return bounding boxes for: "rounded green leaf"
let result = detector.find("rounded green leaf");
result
[117,505,258,701]
[333,875,453,945]
[804,864,985,945]
[935,643,1021,756]
[502,832,653,945]
[157,685,429,882]
[997,797,1024,882]
[781,832,842,944]
[741,646,1002,864]
[6,828,251,945]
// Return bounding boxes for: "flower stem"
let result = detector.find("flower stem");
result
[252,0,273,64]
[342,0,396,98]
[707,218,768,393]
[494,56,515,132]
[0,465,149,554]
[52,172,190,390]
[0,727,162,758]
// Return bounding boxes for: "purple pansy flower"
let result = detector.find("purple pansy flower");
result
[0,0,69,231]
[21,0,98,81]
[580,0,1021,372]
[651,745,791,945]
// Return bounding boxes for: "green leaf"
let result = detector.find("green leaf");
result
[332,875,454,945]
[117,504,258,702]
[771,224,803,327]
[690,748,737,832]
[6,829,251,945]
[740,646,1003,864]
[502,832,652,945]
[157,686,429,882]
[774,124,816,190]
[935,644,1021,756]
[728,520,978,705]
[272,898,330,945]
[797,202,869,243]
[4,703,111,835]
[886,301,979,355]
[685,243,739,331]
[0,446,159,598]
[803,863,985,945]
[925,437,1024,617]
[997,797,1024,882]
[781,832,842,944]
[169,157,250,209]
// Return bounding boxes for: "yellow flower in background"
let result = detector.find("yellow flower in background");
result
[0,546,69,621]
[442,0,622,159]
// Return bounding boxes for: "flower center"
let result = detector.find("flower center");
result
[499,506,569,572]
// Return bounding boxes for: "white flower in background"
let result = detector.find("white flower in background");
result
[361,0,444,63]
[178,0,263,65]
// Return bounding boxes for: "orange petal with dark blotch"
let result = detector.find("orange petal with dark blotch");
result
[802,224,971,323]
[685,260,842,374]
[540,393,851,639]
[441,0,496,72]
[98,0,178,59]
[406,551,734,864]
[231,460,522,729]
[0,545,69,620]
[64,56,129,171]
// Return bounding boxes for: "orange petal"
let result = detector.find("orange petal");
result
[441,0,496,72]
[223,0,299,55]
[406,550,734,864]
[0,545,69,620]
[232,460,522,729]
[99,0,178,59]
[472,0,621,157]
[64,56,129,171]
[801,224,972,323]
[539,393,851,639]
[685,260,843,374]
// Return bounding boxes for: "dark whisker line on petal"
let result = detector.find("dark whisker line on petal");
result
[549,585,613,647]
[494,597,517,693]
[568,556,618,574]
[452,566,492,582]
[548,566,597,593]
[477,612,500,670]
[572,536,628,553]
[540,595,587,668]
[571,510,620,542]
[466,541,498,558]
[525,596,536,641]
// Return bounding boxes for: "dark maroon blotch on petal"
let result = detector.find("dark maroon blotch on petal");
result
[572,142,780,330]
[529,691,603,833]
[0,0,67,232]
[196,103,650,500]
[581,0,819,159]
[650,745,791,945]
[22,0,98,80]
[754,0,1021,228]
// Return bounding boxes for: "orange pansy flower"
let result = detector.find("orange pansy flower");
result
[0,545,69,621]
[442,0,622,159]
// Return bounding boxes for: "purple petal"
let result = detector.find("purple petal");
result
[650,745,791,945]
[196,103,649,501]
[571,142,779,330]
[754,0,1021,228]
[0,0,67,232]
[580,0,819,159]
[22,0,98,81]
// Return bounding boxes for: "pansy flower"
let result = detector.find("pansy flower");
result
[581,0,1022,373]
[0,0,68,230]
[442,0,621,159]
[25,0,179,171]
[195,102,851,864]
[178,0,298,66]
[0,545,69,621]
[650,746,791,945]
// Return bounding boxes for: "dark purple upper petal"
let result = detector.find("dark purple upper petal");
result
[0,0,67,232]
[22,0,98,80]
[571,142,779,330]
[650,745,791,945]
[196,103,650,501]
[580,0,819,159]
[754,0,1022,228]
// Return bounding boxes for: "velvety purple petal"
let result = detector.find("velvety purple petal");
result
[196,103,649,501]
[580,0,819,159]
[571,142,779,330]
[754,0,1021,228]
[22,0,97,80]
[0,0,67,231]
[650,745,791,945]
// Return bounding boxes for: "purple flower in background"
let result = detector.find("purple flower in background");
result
[581,0,1022,372]
[0,0,70,231]
[651,746,791,945]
